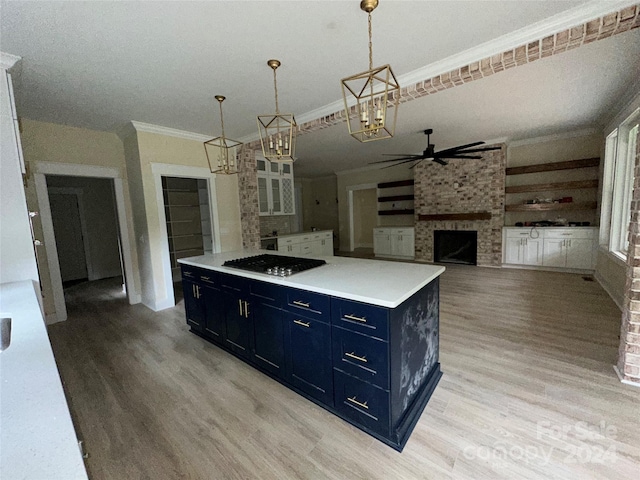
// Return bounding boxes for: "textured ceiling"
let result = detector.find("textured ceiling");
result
[1,0,639,177]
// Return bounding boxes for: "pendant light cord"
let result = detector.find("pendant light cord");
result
[368,11,373,71]
[218,100,226,138]
[273,68,280,115]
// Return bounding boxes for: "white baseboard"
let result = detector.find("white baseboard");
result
[594,271,624,311]
[613,365,640,387]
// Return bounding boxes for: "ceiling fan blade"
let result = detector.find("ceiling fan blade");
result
[436,154,483,159]
[381,158,421,169]
[454,146,502,153]
[436,141,485,156]
[381,153,421,156]
[369,155,424,165]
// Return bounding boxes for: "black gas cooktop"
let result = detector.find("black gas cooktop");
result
[223,254,326,277]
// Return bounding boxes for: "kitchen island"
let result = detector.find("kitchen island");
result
[178,250,444,451]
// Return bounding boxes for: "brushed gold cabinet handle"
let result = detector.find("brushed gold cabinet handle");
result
[293,319,310,328]
[347,396,369,410]
[184,272,193,277]
[238,299,243,316]
[196,286,200,299]
[293,300,310,308]
[345,352,367,363]
[244,301,250,318]
[344,314,367,323]
[201,276,210,281]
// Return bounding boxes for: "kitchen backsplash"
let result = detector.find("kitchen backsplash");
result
[260,215,293,237]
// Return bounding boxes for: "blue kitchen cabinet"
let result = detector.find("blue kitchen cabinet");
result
[251,301,286,378]
[286,311,333,406]
[218,274,252,359]
[182,278,204,333]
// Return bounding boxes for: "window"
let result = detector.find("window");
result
[602,109,639,258]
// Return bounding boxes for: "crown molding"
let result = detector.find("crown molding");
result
[117,120,211,142]
[269,0,640,135]
[508,128,599,148]
[0,52,21,70]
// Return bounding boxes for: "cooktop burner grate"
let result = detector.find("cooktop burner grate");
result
[223,254,326,277]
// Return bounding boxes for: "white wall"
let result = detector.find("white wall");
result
[0,56,39,286]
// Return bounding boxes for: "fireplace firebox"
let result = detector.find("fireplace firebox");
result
[434,230,477,265]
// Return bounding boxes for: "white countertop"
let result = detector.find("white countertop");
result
[179,250,444,308]
[261,229,333,241]
[0,281,88,480]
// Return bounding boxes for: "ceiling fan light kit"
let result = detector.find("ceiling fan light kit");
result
[257,59,297,162]
[204,95,243,175]
[341,0,400,143]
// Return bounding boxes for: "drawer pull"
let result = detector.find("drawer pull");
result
[293,319,311,328]
[344,314,367,323]
[345,352,367,363]
[184,272,193,277]
[293,300,310,308]
[347,396,369,410]
[201,276,210,281]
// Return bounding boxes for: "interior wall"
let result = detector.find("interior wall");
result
[123,129,242,310]
[299,175,339,241]
[46,176,121,280]
[506,132,602,226]
[20,118,138,318]
[336,164,414,251]
[353,189,377,248]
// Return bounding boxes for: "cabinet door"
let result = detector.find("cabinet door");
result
[566,238,593,270]
[257,175,270,216]
[373,234,391,255]
[270,177,283,215]
[542,239,566,267]
[397,234,414,257]
[222,290,252,358]
[202,284,225,343]
[281,177,295,215]
[183,280,204,332]
[252,302,286,378]
[321,237,333,256]
[522,238,543,266]
[504,237,523,264]
[287,314,333,405]
[310,240,323,256]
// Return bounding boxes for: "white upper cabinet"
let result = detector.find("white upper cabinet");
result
[257,156,295,216]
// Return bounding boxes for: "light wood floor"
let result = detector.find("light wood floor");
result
[49,266,640,480]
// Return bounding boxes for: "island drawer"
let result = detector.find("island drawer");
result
[331,298,389,341]
[181,266,217,285]
[250,280,285,306]
[286,288,330,322]
[333,370,390,437]
[332,327,389,389]
[218,272,250,293]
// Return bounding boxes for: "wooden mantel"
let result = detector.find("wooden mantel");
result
[418,212,492,221]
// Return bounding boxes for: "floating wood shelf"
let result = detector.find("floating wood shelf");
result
[418,212,492,221]
[378,179,414,189]
[378,209,415,216]
[378,194,415,202]
[505,201,597,212]
[506,158,599,176]
[505,179,599,194]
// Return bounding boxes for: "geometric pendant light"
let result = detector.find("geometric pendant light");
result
[204,95,243,175]
[257,59,297,162]
[341,0,400,143]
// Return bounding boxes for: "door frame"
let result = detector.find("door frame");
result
[47,187,94,281]
[151,162,220,310]
[347,183,377,252]
[34,162,139,324]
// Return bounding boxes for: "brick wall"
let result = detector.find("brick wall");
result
[617,127,640,385]
[414,144,506,266]
[237,146,260,249]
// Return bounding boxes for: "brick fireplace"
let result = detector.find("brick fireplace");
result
[414,144,506,266]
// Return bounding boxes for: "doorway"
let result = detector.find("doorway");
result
[46,176,123,291]
[34,163,138,324]
[347,183,377,252]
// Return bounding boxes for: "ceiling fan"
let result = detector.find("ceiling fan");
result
[371,129,501,168]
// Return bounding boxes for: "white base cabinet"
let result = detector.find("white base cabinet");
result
[374,227,415,259]
[277,230,333,256]
[503,227,597,271]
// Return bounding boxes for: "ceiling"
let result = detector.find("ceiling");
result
[1,0,639,177]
